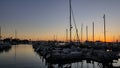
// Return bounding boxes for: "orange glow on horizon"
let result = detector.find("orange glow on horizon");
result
[2,33,119,42]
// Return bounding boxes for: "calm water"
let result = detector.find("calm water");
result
[0,44,120,68]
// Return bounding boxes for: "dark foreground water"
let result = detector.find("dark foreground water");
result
[0,44,120,68]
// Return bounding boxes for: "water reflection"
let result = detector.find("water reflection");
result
[36,49,120,68]
[0,45,120,68]
[0,45,47,68]
[44,59,120,68]
[45,60,113,68]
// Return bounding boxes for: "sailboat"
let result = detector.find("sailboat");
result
[65,0,81,48]
[0,26,11,46]
[45,0,82,62]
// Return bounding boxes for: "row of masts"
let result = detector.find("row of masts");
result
[68,0,107,43]
[66,16,106,42]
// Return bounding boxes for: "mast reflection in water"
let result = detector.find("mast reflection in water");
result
[0,44,119,68]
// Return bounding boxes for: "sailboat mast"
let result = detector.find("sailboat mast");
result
[103,14,106,43]
[86,26,88,41]
[69,0,72,43]
[66,29,68,42]
[119,35,120,42]
[81,24,83,42]
[93,22,94,42]
[15,29,17,39]
[0,26,1,40]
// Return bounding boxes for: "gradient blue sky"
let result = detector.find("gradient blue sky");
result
[0,0,120,41]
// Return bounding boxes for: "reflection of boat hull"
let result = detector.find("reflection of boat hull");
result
[0,43,10,46]
[46,50,81,59]
[46,53,82,61]
[0,42,11,53]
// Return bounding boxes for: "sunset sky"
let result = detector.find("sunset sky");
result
[0,0,120,42]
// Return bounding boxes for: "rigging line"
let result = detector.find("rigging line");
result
[71,7,80,44]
